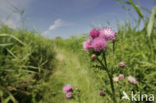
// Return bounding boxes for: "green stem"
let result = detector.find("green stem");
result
[103,52,117,103]
[108,73,117,103]
[113,42,115,54]
[97,52,117,103]
[78,93,81,103]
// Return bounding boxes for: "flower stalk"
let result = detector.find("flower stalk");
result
[97,52,117,103]
[83,27,118,103]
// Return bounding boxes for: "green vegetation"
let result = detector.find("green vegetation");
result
[0,26,56,103]
[0,0,156,103]
[50,29,156,103]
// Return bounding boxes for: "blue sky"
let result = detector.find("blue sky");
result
[0,0,155,38]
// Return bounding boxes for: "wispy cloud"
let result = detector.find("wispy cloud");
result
[49,19,64,30]
[43,19,65,35]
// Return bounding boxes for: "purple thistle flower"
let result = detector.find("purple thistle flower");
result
[89,28,100,38]
[83,40,92,51]
[65,92,73,98]
[118,74,124,79]
[100,27,116,40]
[63,84,73,93]
[91,37,106,51]
[119,61,126,68]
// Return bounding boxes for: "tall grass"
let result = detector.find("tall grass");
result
[0,25,56,103]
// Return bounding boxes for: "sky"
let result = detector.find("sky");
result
[0,0,155,38]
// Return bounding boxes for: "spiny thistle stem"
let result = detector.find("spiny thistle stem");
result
[113,42,115,54]
[96,52,117,103]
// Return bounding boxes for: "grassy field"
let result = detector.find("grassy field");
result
[0,22,156,103]
[0,1,156,102]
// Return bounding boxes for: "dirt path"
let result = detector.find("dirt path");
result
[48,48,104,103]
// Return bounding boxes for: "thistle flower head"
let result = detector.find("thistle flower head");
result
[65,92,72,98]
[89,28,100,38]
[83,40,92,51]
[100,27,116,40]
[119,61,126,68]
[118,74,124,79]
[91,37,106,51]
[63,84,73,93]
[113,77,119,82]
[127,76,137,85]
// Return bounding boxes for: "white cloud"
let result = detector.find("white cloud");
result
[49,19,64,30]
[0,0,31,29]
[43,19,64,35]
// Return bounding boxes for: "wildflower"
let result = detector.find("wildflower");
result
[92,54,96,59]
[65,92,73,98]
[100,27,116,40]
[99,90,105,96]
[127,76,137,85]
[119,61,126,68]
[118,74,124,79]
[63,84,73,93]
[91,37,106,51]
[83,40,92,51]
[113,77,119,82]
[89,28,100,38]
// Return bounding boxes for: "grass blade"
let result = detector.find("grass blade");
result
[8,92,18,103]
[0,34,10,37]
[6,48,17,58]
[0,34,25,45]
[0,43,13,47]
[2,96,11,103]
[129,0,144,18]
[146,5,156,37]
[10,35,25,46]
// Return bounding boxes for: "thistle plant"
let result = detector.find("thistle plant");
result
[83,27,118,103]
[63,84,81,103]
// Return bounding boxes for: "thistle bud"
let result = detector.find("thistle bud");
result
[118,74,124,79]
[112,38,116,43]
[119,61,126,68]
[99,90,105,96]
[92,54,96,59]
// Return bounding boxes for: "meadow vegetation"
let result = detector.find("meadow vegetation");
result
[0,0,156,103]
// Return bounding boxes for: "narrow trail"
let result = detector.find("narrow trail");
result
[48,47,104,103]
